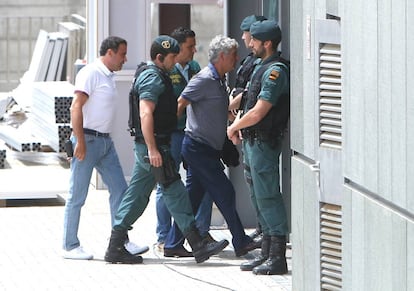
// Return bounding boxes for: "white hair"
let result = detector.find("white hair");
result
[208,35,239,63]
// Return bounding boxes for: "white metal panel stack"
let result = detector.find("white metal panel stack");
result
[0,93,10,120]
[58,21,85,84]
[31,81,73,152]
[0,125,41,152]
[35,32,69,82]
[13,23,85,109]
[6,23,83,155]
[0,143,6,169]
[12,30,69,109]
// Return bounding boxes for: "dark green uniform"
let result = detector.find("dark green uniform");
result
[106,35,228,265]
[114,61,195,235]
[241,54,289,237]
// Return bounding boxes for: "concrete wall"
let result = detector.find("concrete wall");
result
[0,1,85,91]
[0,0,84,17]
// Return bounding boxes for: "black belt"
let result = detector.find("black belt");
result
[135,135,170,145]
[242,129,275,143]
[83,128,110,137]
[242,129,267,140]
[242,129,283,147]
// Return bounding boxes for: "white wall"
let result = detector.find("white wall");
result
[290,0,414,289]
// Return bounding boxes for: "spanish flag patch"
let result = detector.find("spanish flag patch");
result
[269,70,279,80]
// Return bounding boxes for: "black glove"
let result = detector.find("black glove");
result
[144,148,180,188]
[221,138,240,167]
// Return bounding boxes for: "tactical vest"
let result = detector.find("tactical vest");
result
[234,53,258,90]
[128,63,177,139]
[242,56,290,141]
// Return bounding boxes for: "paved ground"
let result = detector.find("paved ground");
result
[0,153,292,291]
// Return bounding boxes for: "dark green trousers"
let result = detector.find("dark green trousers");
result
[242,139,288,236]
[113,142,194,235]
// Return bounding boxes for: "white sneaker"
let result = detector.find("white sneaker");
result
[155,242,165,253]
[63,246,93,260]
[125,241,149,255]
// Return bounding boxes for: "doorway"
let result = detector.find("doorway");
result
[148,1,225,67]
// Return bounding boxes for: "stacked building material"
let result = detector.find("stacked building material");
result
[0,125,41,152]
[0,93,11,120]
[12,25,83,109]
[31,81,73,152]
[58,21,85,84]
[0,144,6,169]
[34,31,69,82]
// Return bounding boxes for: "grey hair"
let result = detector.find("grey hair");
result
[208,35,239,63]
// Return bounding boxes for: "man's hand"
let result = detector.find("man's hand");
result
[227,125,242,145]
[147,149,162,167]
[230,134,241,145]
[74,139,86,161]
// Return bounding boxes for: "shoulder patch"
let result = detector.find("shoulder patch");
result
[269,70,279,81]
[169,73,182,85]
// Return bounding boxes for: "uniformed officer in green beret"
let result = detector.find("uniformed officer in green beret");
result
[232,15,267,98]
[229,14,267,247]
[105,35,229,265]
[227,20,290,275]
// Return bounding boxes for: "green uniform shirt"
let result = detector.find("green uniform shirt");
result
[169,60,201,130]
[135,61,165,104]
[251,58,289,106]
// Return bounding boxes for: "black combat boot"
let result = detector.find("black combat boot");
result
[104,229,143,264]
[252,235,288,275]
[240,235,270,271]
[186,227,229,263]
[249,222,262,240]
[249,223,263,249]
[203,232,218,244]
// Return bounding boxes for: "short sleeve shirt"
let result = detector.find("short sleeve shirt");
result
[135,61,165,104]
[169,60,201,130]
[249,59,289,106]
[181,63,229,150]
[74,59,117,133]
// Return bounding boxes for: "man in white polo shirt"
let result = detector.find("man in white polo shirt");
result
[62,36,148,260]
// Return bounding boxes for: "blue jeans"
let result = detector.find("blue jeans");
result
[156,192,212,242]
[156,131,213,244]
[63,134,127,251]
[179,135,252,251]
[163,194,213,249]
[195,195,213,236]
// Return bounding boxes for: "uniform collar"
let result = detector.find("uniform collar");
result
[261,51,281,66]
[175,63,190,82]
[175,62,189,71]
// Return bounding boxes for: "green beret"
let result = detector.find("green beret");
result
[250,20,282,42]
[153,35,180,54]
[240,15,267,31]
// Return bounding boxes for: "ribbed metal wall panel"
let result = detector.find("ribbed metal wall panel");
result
[319,44,342,150]
[320,203,342,290]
